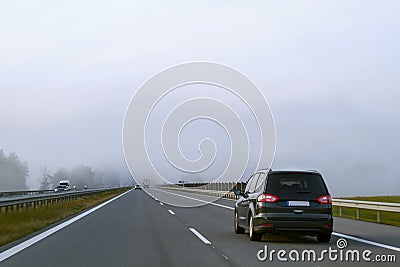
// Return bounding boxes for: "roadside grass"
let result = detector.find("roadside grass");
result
[333,195,400,227]
[0,188,129,247]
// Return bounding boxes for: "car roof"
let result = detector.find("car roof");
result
[258,169,321,175]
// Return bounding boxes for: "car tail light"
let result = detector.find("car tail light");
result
[257,194,279,203]
[317,194,332,204]
[261,223,273,227]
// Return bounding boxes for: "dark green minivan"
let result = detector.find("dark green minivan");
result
[234,170,333,242]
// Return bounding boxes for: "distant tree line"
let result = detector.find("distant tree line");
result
[0,150,29,191]
[39,165,125,190]
[0,149,131,191]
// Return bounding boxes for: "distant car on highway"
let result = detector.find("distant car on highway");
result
[234,169,333,242]
[54,185,68,192]
[134,185,142,190]
[59,180,71,191]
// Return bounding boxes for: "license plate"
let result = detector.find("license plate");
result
[286,201,310,207]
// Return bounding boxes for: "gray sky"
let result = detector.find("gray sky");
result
[0,0,399,196]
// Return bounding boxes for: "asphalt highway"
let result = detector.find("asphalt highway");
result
[0,189,399,267]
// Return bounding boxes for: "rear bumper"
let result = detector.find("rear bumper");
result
[253,214,333,234]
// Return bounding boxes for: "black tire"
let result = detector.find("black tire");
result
[249,214,262,241]
[234,210,245,234]
[317,233,332,243]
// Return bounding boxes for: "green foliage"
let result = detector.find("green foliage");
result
[334,196,400,227]
[51,165,101,189]
[52,167,69,187]
[70,165,97,188]
[344,195,400,203]
[0,150,29,191]
[50,166,128,189]
[0,188,128,247]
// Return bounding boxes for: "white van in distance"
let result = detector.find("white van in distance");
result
[59,180,71,191]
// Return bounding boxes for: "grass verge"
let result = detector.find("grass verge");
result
[333,195,400,227]
[0,188,129,247]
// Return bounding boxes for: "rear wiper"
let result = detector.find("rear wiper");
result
[296,191,314,194]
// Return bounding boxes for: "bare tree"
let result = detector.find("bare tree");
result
[39,166,53,190]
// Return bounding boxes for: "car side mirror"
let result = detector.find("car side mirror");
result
[234,189,243,196]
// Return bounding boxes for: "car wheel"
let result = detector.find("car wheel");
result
[317,233,331,243]
[249,214,262,241]
[234,210,245,234]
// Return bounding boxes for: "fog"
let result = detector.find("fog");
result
[0,1,399,196]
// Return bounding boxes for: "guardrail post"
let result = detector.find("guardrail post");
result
[356,208,360,220]
[377,210,381,223]
[339,207,342,217]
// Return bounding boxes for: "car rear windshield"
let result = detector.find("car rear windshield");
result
[266,173,328,198]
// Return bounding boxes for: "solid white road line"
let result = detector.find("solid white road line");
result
[0,189,133,263]
[189,228,211,245]
[160,202,164,206]
[154,188,400,253]
[333,232,400,253]
[153,188,234,210]
[168,209,175,215]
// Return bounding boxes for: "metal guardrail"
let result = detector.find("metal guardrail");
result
[160,186,237,200]
[0,187,131,214]
[0,189,54,198]
[333,199,400,223]
[160,183,400,224]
